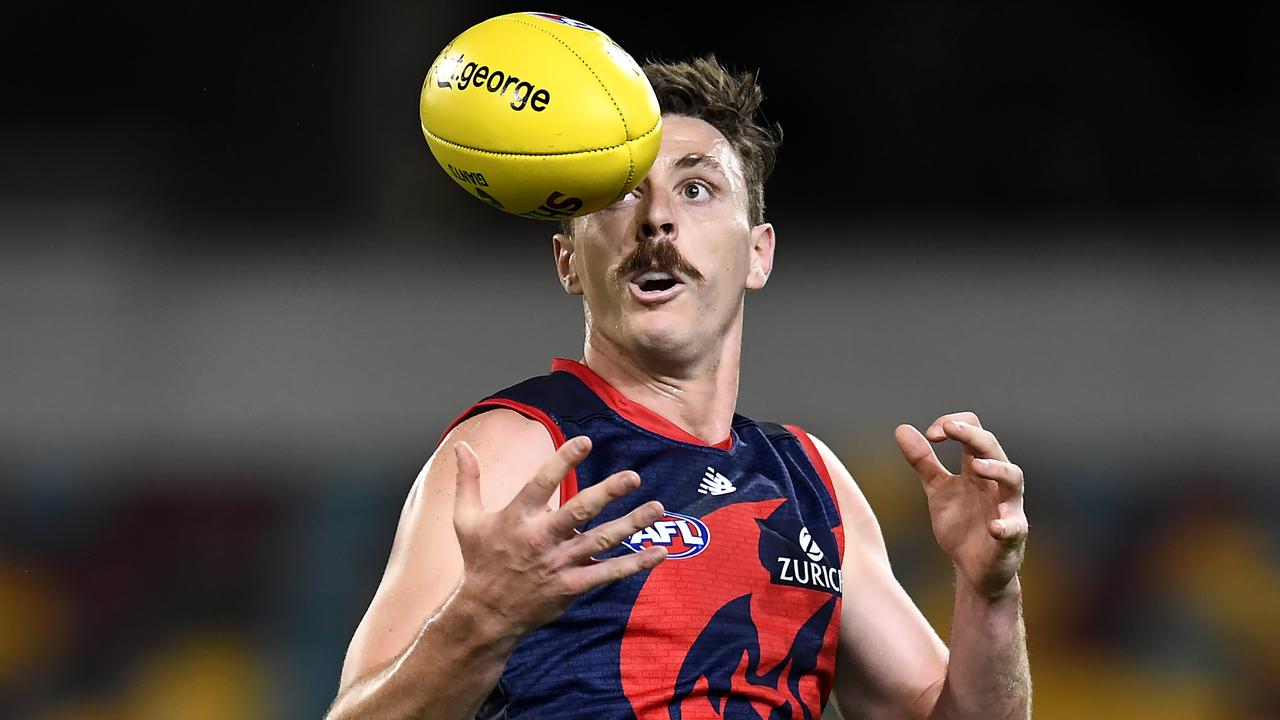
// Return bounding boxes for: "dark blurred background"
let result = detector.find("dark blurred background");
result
[3,2,1279,719]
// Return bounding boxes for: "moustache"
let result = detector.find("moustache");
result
[612,241,705,286]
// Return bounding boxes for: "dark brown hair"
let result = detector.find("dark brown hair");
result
[562,55,781,234]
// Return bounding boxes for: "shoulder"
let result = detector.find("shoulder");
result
[421,408,559,514]
[394,405,562,564]
[339,407,558,688]
[390,407,558,570]
[446,406,557,457]
[799,431,890,565]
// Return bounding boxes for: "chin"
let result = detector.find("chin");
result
[623,314,701,365]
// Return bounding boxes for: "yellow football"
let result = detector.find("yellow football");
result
[419,12,662,220]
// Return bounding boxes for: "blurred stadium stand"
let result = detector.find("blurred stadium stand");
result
[3,1,1279,718]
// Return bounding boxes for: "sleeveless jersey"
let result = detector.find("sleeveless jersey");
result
[445,359,845,720]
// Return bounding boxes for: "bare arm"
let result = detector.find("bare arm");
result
[812,433,950,719]
[901,414,1030,720]
[929,575,1028,720]
[812,417,1030,720]
[327,580,523,720]
[326,410,665,720]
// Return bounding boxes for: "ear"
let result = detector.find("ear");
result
[745,222,775,291]
[553,232,583,296]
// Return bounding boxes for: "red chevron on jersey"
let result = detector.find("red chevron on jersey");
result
[620,499,840,719]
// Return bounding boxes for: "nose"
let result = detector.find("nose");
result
[636,184,677,244]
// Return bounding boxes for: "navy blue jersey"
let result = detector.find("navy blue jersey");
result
[446,359,845,720]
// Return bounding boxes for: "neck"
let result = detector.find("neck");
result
[581,315,743,446]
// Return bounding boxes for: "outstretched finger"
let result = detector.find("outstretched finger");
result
[972,458,1023,495]
[512,436,592,513]
[894,424,950,485]
[925,411,982,442]
[545,469,643,538]
[943,420,1008,462]
[453,441,483,524]
[560,500,665,564]
[562,546,667,594]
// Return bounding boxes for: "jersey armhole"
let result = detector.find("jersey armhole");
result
[783,424,837,502]
[784,424,847,560]
[441,399,578,508]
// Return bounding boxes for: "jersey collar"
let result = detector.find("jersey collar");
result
[551,358,735,451]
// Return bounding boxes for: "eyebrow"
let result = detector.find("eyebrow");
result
[672,153,728,176]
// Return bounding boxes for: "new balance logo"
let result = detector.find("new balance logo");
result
[698,466,736,496]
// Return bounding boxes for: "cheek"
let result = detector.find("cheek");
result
[579,207,634,247]
[690,253,747,315]
[579,258,612,299]
[575,239,624,301]
[701,234,752,285]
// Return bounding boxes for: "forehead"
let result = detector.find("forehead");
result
[650,115,746,186]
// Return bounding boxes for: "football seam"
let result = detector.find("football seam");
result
[499,16,629,137]
[499,15,637,200]
[423,121,659,157]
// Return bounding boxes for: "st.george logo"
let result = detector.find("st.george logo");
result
[623,511,710,560]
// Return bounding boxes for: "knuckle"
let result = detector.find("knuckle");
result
[537,472,561,491]
[523,527,555,555]
[569,504,594,525]
[629,506,655,527]
[612,561,635,583]
[977,456,1008,474]
[553,575,582,599]
[609,475,633,497]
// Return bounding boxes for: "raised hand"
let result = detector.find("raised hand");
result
[451,435,667,637]
[894,412,1027,599]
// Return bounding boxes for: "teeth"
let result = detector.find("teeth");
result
[636,270,675,283]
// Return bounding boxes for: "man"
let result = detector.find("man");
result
[328,56,1030,719]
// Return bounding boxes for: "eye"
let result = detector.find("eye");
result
[681,181,712,201]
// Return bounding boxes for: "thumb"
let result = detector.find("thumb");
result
[894,424,949,486]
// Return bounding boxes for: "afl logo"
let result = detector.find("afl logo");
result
[623,511,710,560]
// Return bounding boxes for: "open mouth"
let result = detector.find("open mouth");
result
[628,269,686,304]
